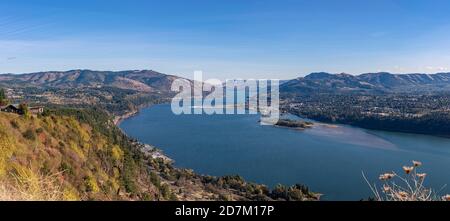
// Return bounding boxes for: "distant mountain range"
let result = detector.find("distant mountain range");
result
[2,70,450,95]
[0,70,182,93]
[281,72,450,94]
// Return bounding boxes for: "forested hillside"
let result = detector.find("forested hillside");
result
[0,108,318,201]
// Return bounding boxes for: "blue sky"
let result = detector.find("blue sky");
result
[1,0,450,80]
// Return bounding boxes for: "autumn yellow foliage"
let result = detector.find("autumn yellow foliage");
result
[0,111,132,200]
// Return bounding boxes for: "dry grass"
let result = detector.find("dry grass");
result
[0,168,65,201]
[364,160,450,201]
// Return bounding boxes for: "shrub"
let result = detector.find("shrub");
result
[149,171,161,188]
[84,176,100,193]
[160,184,172,200]
[35,128,44,134]
[22,129,36,141]
[59,162,74,176]
[10,120,19,129]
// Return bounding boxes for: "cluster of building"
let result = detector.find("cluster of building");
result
[0,104,44,115]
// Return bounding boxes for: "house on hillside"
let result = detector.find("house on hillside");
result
[0,104,22,114]
[29,106,44,115]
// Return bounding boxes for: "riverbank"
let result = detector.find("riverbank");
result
[113,102,162,125]
[284,108,450,138]
[113,104,176,163]
[114,109,139,125]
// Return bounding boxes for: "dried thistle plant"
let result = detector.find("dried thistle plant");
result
[363,160,449,201]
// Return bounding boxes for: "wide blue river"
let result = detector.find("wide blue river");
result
[120,104,450,200]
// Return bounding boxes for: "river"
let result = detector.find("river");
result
[120,104,450,200]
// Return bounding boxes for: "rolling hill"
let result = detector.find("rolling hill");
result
[281,72,450,94]
[0,70,182,93]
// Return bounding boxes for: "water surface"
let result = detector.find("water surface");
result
[120,104,450,200]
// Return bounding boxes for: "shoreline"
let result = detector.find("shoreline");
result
[114,109,139,126]
[113,103,177,165]
[285,110,450,139]
[113,102,163,126]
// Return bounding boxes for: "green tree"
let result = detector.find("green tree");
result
[19,103,30,118]
[0,88,8,106]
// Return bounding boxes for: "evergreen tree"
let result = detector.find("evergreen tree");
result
[0,88,5,100]
[0,88,8,106]
[19,102,30,118]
